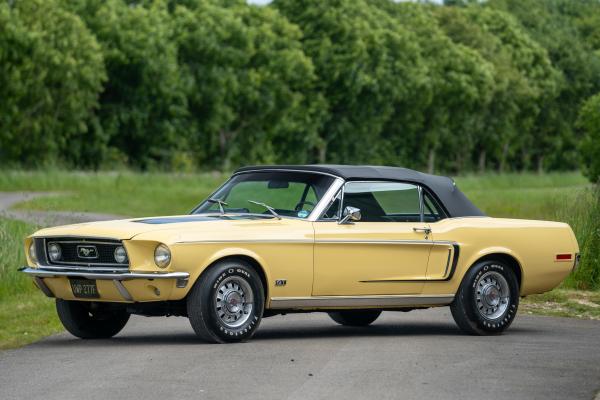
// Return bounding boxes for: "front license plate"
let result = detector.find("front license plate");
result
[69,279,99,299]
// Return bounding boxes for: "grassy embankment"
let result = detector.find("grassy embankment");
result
[0,171,225,349]
[0,218,62,349]
[0,170,598,349]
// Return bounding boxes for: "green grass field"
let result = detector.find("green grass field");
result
[456,172,588,219]
[0,170,598,348]
[0,170,588,218]
[0,217,63,348]
[0,171,225,217]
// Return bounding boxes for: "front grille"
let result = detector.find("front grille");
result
[38,237,128,269]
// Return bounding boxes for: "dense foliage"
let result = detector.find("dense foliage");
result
[578,93,600,182]
[1,0,600,177]
[0,0,105,166]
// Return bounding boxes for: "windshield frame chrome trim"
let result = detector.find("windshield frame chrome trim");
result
[307,177,344,221]
[189,176,233,214]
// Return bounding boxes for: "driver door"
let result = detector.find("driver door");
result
[312,181,432,296]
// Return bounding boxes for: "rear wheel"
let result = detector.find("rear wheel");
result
[56,299,130,339]
[450,260,519,335]
[187,259,264,343]
[328,310,382,326]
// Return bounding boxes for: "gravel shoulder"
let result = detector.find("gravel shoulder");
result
[0,191,127,226]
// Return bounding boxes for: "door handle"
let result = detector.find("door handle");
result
[413,227,432,235]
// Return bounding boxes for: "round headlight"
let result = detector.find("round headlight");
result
[114,246,128,264]
[28,241,37,264]
[48,243,62,262]
[154,244,171,268]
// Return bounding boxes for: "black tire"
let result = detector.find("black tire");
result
[328,310,382,327]
[187,259,264,343]
[56,299,130,339]
[450,260,519,335]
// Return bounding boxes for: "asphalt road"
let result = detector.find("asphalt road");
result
[1,308,599,400]
[1,191,599,399]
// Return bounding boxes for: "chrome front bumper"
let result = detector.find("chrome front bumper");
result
[20,267,190,301]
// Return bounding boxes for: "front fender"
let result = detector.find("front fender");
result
[167,243,273,301]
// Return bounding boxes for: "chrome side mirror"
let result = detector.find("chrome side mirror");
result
[338,206,361,225]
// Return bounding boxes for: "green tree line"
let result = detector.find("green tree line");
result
[1,0,600,178]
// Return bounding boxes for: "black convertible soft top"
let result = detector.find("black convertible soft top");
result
[234,165,485,218]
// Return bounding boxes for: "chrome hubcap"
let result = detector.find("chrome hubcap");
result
[214,277,253,328]
[475,270,510,320]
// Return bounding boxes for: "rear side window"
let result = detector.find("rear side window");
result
[342,182,421,222]
[423,191,446,222]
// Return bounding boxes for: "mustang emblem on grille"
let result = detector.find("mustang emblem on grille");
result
[77,245,98,259]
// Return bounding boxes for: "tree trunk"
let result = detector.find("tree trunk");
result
[219,130,230,171]
[318,143,327,164]
[478,150,486,174]
[498,142,509,173]
[519,146,531,171]
[456,152,465,175]
[537,155,544,175]
[427,149,435,174]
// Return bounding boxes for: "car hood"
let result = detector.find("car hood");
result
[30,214,290,241]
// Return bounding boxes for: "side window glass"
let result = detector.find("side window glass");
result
[343,182,421,222]
[423,192,445,222]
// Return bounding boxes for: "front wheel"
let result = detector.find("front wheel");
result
[56,299,130,339]
[328,310,382,326]
[450,260,519,335]
[187,259,264,343]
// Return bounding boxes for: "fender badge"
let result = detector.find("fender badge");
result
[275,279,287,286]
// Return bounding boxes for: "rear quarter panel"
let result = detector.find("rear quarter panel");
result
[424,217,579,296]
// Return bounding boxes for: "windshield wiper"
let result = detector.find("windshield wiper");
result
[207,198,228,215]
[248,200,281,220]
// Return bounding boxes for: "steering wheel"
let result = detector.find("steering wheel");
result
[294,200,316,211]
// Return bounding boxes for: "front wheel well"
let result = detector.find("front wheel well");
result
[195,255,268,300]
[470,253,522,289]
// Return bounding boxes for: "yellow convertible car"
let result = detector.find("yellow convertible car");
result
[21,165,579,342]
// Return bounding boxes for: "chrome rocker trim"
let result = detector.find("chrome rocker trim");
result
[269,294,455,309]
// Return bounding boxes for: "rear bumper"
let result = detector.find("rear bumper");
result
[20,267,190,302]
[573,253,581,272]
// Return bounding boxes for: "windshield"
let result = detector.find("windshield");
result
[193,171,335,219]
